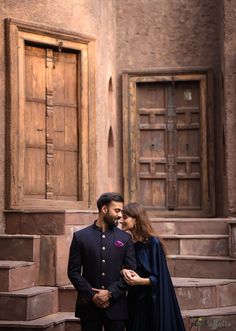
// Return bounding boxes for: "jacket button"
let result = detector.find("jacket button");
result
[102,272,105,276]
[101,285,105,289]
[102,259,105,263]
[102,247,106,250]
[102,235,106,238]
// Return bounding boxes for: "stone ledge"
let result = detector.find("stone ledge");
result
[0,261,36,292]
[58,278,236,312]
[0,236,40,263]
[0,286,57,297]
[229,221,236,257]
[0,286,58,321]
[5,210,97,235]
[172,277,236,287]
[167,256,236,279]
[0,261,34,270]
[168,255,236,261]
[0,312,77,328]
[182,305,236,317]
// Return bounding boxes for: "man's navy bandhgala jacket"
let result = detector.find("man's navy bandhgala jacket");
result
[67,222,137,320]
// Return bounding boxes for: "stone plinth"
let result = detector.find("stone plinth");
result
[5,210,97,235]
[229,220,236,257]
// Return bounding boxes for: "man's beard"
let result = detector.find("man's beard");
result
[103,211,119,227]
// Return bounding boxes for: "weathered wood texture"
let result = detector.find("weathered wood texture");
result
[123,70,214,217]
[5,19,96,210]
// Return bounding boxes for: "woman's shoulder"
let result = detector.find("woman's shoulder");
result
[148,236,166,258]
[148,235,161,246]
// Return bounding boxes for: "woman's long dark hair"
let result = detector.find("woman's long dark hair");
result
[122,202,165,252]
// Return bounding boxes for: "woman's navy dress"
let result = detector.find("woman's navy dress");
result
[127,236,185,331]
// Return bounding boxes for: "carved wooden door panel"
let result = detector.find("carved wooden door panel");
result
[137,82,168,209]
[175,81,201,211]
[24,45,80,204]
[25,46,46,199]
[52,50,79,201]
[123,72,214,217]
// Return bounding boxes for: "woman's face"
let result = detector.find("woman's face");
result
[120,214,136,232]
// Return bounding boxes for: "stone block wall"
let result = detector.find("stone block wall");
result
[115,0,225,215]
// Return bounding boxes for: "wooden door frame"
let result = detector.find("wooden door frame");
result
[5,18,96,210]
[122,68,215,217]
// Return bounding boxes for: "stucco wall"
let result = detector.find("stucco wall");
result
[0,0,117,232]
[223,0,236,215]
[115,0,225,216]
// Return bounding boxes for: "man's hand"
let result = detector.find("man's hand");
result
[92,288,111,308]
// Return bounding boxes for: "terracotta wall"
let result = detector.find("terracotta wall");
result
[0,0,117,232]
[223,0,236,216]
[115,0,226,216]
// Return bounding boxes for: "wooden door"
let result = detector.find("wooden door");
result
[5,21,96,210]
[123,72,214,217]
[24,45,80,203]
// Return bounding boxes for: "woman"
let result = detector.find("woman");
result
[121,202,185,331]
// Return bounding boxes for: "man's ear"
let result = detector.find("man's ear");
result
[101,205,108,214]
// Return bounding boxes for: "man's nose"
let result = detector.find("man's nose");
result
[117,211,122,218]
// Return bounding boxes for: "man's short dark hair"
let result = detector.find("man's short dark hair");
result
[97,192,124,211]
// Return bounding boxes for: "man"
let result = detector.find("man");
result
[67,192,137,331]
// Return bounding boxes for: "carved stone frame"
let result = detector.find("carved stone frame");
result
[5,18,96,210]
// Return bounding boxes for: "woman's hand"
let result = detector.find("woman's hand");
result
[122,269,150,286]
[122,269,135,280]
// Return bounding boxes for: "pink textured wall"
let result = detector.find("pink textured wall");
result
[115,0,226,216]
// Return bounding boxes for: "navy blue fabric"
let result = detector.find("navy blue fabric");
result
[81,313,126,331]
[67,222,136,321]
[127,237,186,331]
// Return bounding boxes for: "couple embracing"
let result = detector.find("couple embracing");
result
[68,192,185,331]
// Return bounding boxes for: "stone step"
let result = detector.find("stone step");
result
[0,235,40,262]
[58,277,236,313]
[41,231,232,287]
[64,315,81,331]
[182,305,236,331]
[5,210,97,235]
[0,308,235,331]
[58,285,76,312]
[161,235,229,256]
[0,286,58,321]
[6,210,232,237]
[0,312,80,331]
[0,261,36,292]
[168,255,236,279]
[173,277,236,310]
[150,218,231,235]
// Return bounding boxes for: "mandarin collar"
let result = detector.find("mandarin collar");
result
[93,220,116,232]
